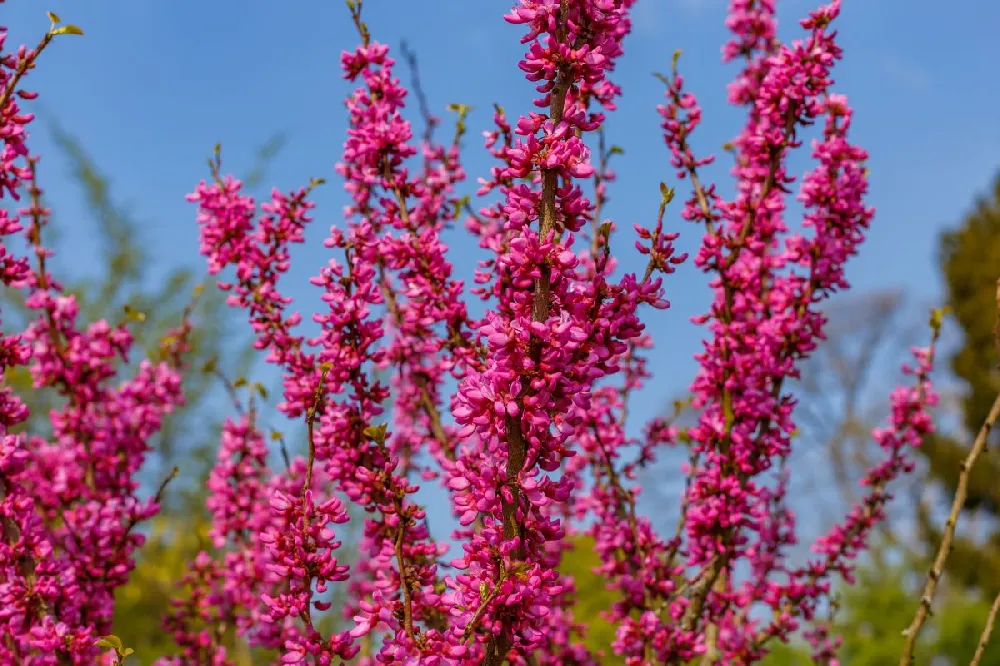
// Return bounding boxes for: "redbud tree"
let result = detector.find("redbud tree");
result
[2,1,991,665]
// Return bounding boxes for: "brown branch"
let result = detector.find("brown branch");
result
[899,390,1000,663]
[399,40,437,145]
[462,567,507,642]
[970,592,1000,666]
[589,127,610,259]
[483,12,579,663]
[107,465,179,568]
[900,284,1000,665]
[207,363,247,416]
[394,512,416,641]
[347,0,370,47]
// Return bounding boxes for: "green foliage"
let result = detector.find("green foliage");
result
[95,633,135,666]
[834,566,1000,666]
[111,515,212,663]
[559,534,623,664]
[939,172,1000,436]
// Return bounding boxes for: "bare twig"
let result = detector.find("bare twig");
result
[970,593,1000,666]
[400,40,437,143]
[303,364,332,496]
[899,281,1000,665]
[899,391,1000,664]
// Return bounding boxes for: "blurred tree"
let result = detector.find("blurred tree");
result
[920,171,1000,598]
[1,120,255,488]
[794,289,921,523]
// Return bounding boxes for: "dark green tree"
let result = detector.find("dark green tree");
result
[921,171,1000,598]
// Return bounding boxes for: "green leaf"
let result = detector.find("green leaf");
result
[598,222,613,243]
[51,24,84,36]
[121,647,135,657]
[364,423,388,444]
[47,11,61,25]
[96,635,123,650]
[929,306,952,331]
[123,304,146,322]
[659,182,675,205]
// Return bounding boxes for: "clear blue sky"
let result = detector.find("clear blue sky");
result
[4,1,998,541]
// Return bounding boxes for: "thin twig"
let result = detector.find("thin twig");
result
[970,592,1000,666]
[399,40,437,144]
[899,284,1000,665]
[394,509,416,641]
[899,393,1000,665]
[303,364,332,497]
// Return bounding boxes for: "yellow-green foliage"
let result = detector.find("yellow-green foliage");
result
[558,534,624,664]
[111,516,212,663]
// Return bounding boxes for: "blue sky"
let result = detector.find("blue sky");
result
[4,1,998,545]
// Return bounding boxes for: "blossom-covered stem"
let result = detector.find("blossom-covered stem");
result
[498,72,571,554]
[378,268,454,461]
[2,89,186,666]
[0,32,55,113]
[664,8,873,658]
[640,184,678,284]
[24,159,62,349]
[656,55,721,232]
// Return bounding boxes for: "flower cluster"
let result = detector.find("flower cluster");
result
[1,15,187,664]
[1,1,949,665]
